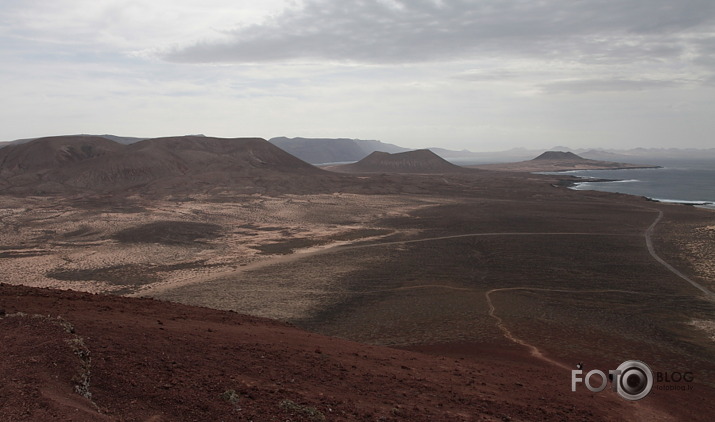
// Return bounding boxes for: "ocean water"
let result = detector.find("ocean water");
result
[541,159,715,210]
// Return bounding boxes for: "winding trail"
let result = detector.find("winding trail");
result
[342,231,628,249]
[644,209,714,298]
[484,287,666,370]
[484,206,714,370]
[486,287,570,370]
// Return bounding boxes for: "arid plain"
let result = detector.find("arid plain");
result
[2,136,715,420]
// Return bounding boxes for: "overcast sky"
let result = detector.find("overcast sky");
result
[1,0,714,151]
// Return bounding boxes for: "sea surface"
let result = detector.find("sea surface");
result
[539,159,715,210]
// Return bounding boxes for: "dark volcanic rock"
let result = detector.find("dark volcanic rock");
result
[112,220,222,245]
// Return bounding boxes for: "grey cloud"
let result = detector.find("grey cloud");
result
[452,69,518,81]
[541,78,679,94]
[693,36,715,68]
[162,0,715,65]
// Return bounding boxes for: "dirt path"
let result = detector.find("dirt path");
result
[484,287,665,371]
[344,231,629,249]
[645,209,714,298]
[483,206,714,370]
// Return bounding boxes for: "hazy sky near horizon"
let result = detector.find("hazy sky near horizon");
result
[1,0,714,151]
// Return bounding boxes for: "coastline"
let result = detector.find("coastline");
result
[552,173,715,210]
[476,161,661,172]
[538,165,662,172]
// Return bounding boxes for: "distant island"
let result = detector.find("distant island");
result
[470,150,660,172]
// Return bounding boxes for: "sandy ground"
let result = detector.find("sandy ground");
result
[687,225,715,281]
[651,207,715,293]
[0,193,439,298]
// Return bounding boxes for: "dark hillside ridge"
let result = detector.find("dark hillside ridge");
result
[126,136,317,172]
[0,134,148,148]
[0,136,124,176]
[0,135,335,195]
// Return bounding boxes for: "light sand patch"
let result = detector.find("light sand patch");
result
[690,319,715,342]
[0,194,439,296]
[686,226,715,284]
[130,228,395,298]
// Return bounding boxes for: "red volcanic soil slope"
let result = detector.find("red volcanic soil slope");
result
[0,283,665,422]
[329,149,469,174]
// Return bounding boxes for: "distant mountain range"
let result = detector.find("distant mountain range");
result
[550,146,715,163]
[0,134,149,147]
[0,135,342,196]
[3,134,714,165]
[267,137,410,164]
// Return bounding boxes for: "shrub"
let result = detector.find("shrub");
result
[279,399,325,421]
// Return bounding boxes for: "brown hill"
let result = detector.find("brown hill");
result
[0,283,657,421]
[329,149,467,173]
[0,135,340,195]
[128,136,318,172]
[63,136,324,191]
[0,135,123,176]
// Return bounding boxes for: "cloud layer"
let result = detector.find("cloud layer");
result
[164,0,715,70]
[1,0,714,149]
